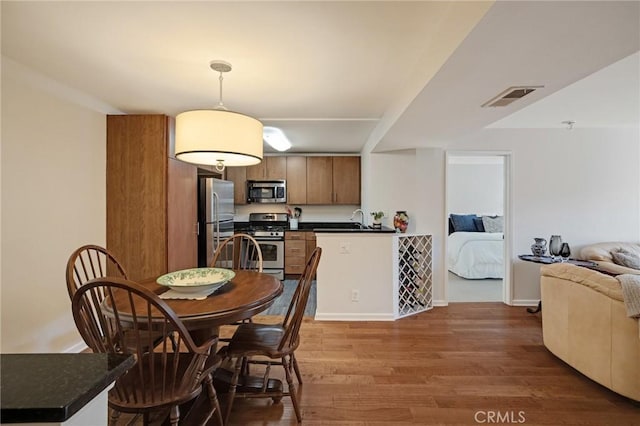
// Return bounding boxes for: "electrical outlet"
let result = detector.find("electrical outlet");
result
[351,289,359,302]
[339,242,350,254]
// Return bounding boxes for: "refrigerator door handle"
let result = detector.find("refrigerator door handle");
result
[212,191,220,251]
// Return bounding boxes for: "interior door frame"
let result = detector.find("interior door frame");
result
[443,150,513,305]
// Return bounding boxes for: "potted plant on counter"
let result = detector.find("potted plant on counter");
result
[371,211,384,229]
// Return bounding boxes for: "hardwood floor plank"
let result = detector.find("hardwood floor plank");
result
[122,304,640,425]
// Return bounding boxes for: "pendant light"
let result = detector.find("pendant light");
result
[175,60,263,172]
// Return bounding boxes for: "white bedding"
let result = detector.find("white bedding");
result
[448,232,504,279]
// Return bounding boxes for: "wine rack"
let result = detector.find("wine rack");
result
[395,234,433,318]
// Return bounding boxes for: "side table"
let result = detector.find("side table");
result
[517,255,598,313]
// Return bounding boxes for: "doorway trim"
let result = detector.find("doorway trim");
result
[443,150,513,305]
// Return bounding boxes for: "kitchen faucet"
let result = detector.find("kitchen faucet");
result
[350,209,365,228]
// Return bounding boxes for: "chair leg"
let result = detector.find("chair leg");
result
[282,356,302,423]
[291,353,303,384]
[224,357,243,425]
[169,405,180,426]
[204,374,224,426]
[109,409,120,426]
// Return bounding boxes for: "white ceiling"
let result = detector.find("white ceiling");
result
[2,1,639,154]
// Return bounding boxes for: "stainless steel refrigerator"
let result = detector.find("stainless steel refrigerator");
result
[198,177,234,267]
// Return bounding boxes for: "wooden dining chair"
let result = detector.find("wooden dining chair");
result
[66,245,174,352]
[66,244,128,299]
[210,233,263,272]
[218,247,321,424]
[72,277,224,426]
[211,233,264,345]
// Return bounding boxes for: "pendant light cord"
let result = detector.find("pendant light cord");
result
[217,72,228,111]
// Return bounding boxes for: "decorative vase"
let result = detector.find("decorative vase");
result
[393,211,409,233]
[560,242,571,261]
[549,235,563,260]
[530,238,547,257]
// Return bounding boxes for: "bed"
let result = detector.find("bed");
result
[447,213,504,279]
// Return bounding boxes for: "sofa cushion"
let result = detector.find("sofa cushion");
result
[580,242,640,264]
[611,248,640,270]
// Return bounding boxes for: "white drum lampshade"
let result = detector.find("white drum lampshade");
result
[175,109,263,168]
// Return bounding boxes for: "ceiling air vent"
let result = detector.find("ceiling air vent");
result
[481,86,543,108]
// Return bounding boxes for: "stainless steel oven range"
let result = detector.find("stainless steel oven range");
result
[246,213,287,280]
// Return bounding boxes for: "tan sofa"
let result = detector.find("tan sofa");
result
[541,263,640,401]
[579,242,640,276]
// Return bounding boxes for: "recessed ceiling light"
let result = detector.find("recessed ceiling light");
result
[263,126,292,151]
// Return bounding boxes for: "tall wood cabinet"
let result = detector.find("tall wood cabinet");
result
[107,115,198,281]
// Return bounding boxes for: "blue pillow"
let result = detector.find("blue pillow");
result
[450,214,477,232]
[473,217,485,232]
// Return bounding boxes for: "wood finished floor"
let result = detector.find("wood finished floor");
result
[123,303,640,425]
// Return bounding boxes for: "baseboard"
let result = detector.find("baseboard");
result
[511,299,540,307]
[433,299,448,307]
[314,312,396,321]
[64,340,89,353]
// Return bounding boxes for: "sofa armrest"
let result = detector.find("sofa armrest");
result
[591,261,640,276]
[540,263,623,302]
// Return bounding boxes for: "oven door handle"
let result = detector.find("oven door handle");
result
[255,237,285,241]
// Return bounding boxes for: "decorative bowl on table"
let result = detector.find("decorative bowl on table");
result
[156,268,235,293]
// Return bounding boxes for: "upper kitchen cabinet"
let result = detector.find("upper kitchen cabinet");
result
[306,156,360,205]
[286,156,307,205]
[306,156,333,204]
[107,115,198,281]
[246,156,287,180]
[225,166,247,205]
[332,156,361,204]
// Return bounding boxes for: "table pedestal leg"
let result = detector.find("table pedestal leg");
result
[527,301,542,314]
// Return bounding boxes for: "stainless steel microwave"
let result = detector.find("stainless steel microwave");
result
[246,180,287,203]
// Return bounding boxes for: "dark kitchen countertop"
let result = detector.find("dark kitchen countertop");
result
[312,225,396,233]
[234,220,396,233]
[1,353,135,423]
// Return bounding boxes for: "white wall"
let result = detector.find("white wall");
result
[363,127,640,306]
[362,149,418,231]
[448,156,504,216]
[1,59,106,353]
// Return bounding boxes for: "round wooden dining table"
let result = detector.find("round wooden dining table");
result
[137,270,283,344]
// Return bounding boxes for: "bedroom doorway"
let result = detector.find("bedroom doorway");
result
[445,152,511,304]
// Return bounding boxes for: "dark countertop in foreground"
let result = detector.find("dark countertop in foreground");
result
[1,353,135,423]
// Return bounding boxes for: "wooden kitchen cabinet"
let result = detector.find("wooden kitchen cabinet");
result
[306,156,333,204]
[107,114,198,281]
[285,231,317,276]
[332,156,361,204]
[286,156,307,204]
[285,231,307,275]
[225,166,247,205]
[305,231,317,260]
[306,156,360,205]
[246,156,287,180]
